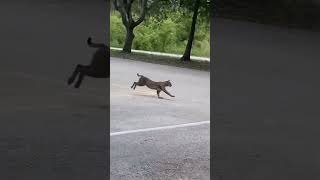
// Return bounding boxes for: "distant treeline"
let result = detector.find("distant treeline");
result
[214,0,320,30]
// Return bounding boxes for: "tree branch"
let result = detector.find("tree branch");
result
[113,0,120,10]
[113,0,130,28]
[125,0,134,26]
[133,0,147,27]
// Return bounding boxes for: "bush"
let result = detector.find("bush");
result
[110,12,125,47]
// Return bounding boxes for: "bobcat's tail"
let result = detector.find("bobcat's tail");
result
[87,37,106,48]
[137,73,141,77]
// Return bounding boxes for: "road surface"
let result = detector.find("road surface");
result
[110,57,210,179]
[213,18,320,180]
[0,1,108,179]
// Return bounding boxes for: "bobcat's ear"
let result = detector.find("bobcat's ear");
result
[168,80,170,82]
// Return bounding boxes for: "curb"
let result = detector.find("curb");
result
[110,47,210,62]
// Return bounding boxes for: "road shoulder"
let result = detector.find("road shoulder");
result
[111,50,210,72]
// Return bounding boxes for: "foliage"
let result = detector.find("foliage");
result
[110,13,126,47]
[110,9,210,57]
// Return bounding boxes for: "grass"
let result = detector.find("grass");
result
[111,49,210,72]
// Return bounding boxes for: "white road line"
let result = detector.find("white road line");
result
[110,121,210,137]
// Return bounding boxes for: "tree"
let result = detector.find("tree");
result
[147,0,180,19]
[113,0,148,53]
[180,0,201,61]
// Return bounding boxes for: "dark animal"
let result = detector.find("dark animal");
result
[67,37,109,88]
[131,73,175,99]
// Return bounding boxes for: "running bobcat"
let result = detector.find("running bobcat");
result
[131,73,175,99]
[67,37,109,88]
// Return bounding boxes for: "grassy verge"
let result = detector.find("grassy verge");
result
[111,49,210,72]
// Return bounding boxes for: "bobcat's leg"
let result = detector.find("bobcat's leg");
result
[68,64,82,85]
[133,82,137,90]
[133,81,145,90]
[74,72,85,88]
[162,87,175,97]
[157,90,163,99]
[131,82,136,89]
[74,65,90,88]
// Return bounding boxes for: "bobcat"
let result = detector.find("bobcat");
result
[67,37,109,88]
[131,73,175,99]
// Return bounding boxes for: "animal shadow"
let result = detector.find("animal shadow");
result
[67,37,110,88]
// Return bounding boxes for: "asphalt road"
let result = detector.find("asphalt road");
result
[110,57,210,179]
[213,18,320,180]
[0,1,108,180]
[4,0,320,179]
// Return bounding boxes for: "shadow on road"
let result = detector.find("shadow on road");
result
[133,93,175,101]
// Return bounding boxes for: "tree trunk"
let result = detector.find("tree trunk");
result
[113,0,147,53]
[181,0,201,61]
[123,27,135,53]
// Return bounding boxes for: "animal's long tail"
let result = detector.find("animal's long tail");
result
[87,37,106,48]
[137,73,141,77]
